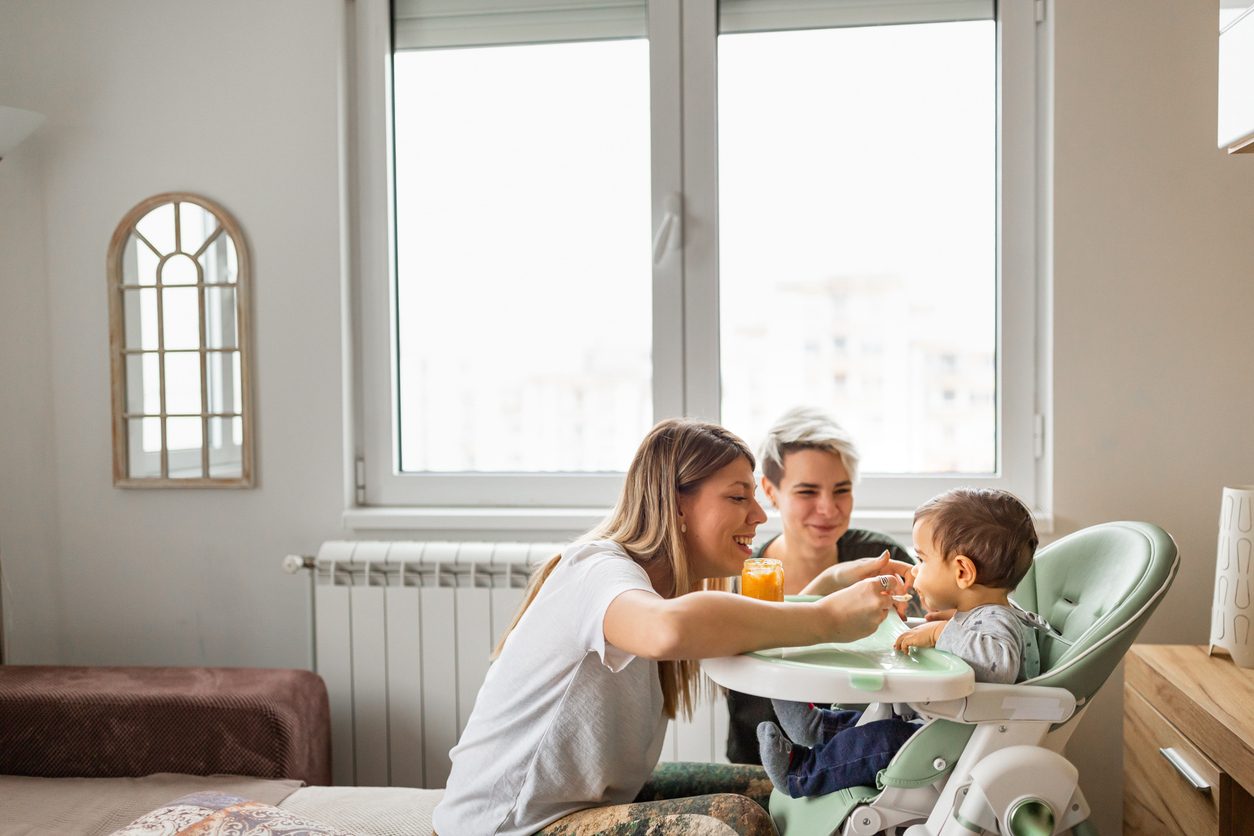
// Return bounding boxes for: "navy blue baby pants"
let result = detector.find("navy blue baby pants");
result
[785,708,920,798]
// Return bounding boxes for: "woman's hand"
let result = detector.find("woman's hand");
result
[800,550,914,597]
[894,618,948,652]
[815,576,895,643]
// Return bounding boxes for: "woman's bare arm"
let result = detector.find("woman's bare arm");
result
[798,550,914,597]
[603,578,894,661]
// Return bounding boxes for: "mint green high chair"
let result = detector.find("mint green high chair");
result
[708,521,1179,836]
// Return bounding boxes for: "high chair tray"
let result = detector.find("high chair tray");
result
[704,604,975,704]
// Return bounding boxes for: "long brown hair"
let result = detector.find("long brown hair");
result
[492,418,754,719]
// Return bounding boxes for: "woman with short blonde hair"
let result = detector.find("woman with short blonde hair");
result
[757,405,862,487]
[725,406,916,764]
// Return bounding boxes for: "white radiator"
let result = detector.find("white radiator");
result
[305,540,729,789]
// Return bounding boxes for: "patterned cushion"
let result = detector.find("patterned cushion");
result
[536,762,776,835]
[110,791,352,836]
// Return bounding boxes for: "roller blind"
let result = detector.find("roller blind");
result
[393,0,647,50]
[718,0,993,34]
[392,0,994,52]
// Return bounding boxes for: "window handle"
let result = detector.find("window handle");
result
[652,193,683,265]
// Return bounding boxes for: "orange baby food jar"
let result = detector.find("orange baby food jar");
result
[740,557,784,602]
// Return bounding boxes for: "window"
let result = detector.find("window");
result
[352,0,1046,517]
[393,40,652,476]
[1222,1,1250,30]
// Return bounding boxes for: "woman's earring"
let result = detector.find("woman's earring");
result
[681,522,687,534]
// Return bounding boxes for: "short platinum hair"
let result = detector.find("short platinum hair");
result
[758,406,861,486]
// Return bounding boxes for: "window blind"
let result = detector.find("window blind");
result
[392,0,647,51]
[718,0,993,34]
[392,0,992,52]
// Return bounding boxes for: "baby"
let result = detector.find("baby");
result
[758,487,1045,798]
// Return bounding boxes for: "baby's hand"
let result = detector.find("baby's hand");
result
[894,619,948,652]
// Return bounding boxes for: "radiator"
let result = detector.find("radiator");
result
[304,540,730,789]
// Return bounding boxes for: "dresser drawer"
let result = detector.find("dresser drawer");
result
[1124,684,1222,835]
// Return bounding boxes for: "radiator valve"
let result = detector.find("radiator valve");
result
[282,554,313,574]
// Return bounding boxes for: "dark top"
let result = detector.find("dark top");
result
[724,527,914,765]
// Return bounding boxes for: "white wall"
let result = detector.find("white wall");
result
[0,0,348,668]
[0,109,60,663]
[2,0,1254,829]
[1053,0,1254,831]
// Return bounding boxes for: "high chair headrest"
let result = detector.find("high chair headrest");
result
[1011,521,1178,704]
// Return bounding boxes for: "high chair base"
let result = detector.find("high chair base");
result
[769,743,1099,835]
[926,744,1093,835]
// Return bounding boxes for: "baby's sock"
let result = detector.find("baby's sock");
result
[757,721,794,791]
[772,699,824,746]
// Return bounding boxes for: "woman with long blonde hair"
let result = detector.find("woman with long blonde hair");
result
[433,419,906,835]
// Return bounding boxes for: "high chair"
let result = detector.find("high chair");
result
[707,521,1178,836]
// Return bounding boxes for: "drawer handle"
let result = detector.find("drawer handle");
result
[1159,747,1212,792]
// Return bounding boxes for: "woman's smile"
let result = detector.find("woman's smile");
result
[678,457,768,579]
[765,448,855,555]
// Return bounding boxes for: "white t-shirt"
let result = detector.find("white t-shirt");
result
[432,540,668,836]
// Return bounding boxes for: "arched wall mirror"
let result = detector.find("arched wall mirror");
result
[106,192,254,487]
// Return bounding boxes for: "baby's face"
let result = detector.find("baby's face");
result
[910,518,962,611]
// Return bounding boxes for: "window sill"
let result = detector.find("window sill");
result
[342,506,1054,538]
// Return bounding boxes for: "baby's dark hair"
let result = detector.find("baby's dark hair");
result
[914,488,1038,589]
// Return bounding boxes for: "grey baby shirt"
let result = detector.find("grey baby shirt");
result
[936,603,1041,684]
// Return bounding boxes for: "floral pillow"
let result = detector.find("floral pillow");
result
[111,791,354,836]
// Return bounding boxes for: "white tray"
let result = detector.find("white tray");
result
[703,612,975,704]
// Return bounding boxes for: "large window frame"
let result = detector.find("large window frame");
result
[346,0,1051,531]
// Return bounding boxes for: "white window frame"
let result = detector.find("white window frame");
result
[344,0,1052,532]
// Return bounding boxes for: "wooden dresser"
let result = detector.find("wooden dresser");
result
[1124,645,1254,835]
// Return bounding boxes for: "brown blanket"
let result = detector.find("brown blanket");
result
[0,773,302,836]
[0,666,330,785]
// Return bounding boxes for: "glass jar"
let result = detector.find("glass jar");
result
[740,557,785,602]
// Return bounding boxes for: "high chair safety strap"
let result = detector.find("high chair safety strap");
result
[1007,597,1074,646]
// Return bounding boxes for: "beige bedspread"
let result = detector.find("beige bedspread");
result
[281,785,442,836]
[0,772,302,836]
